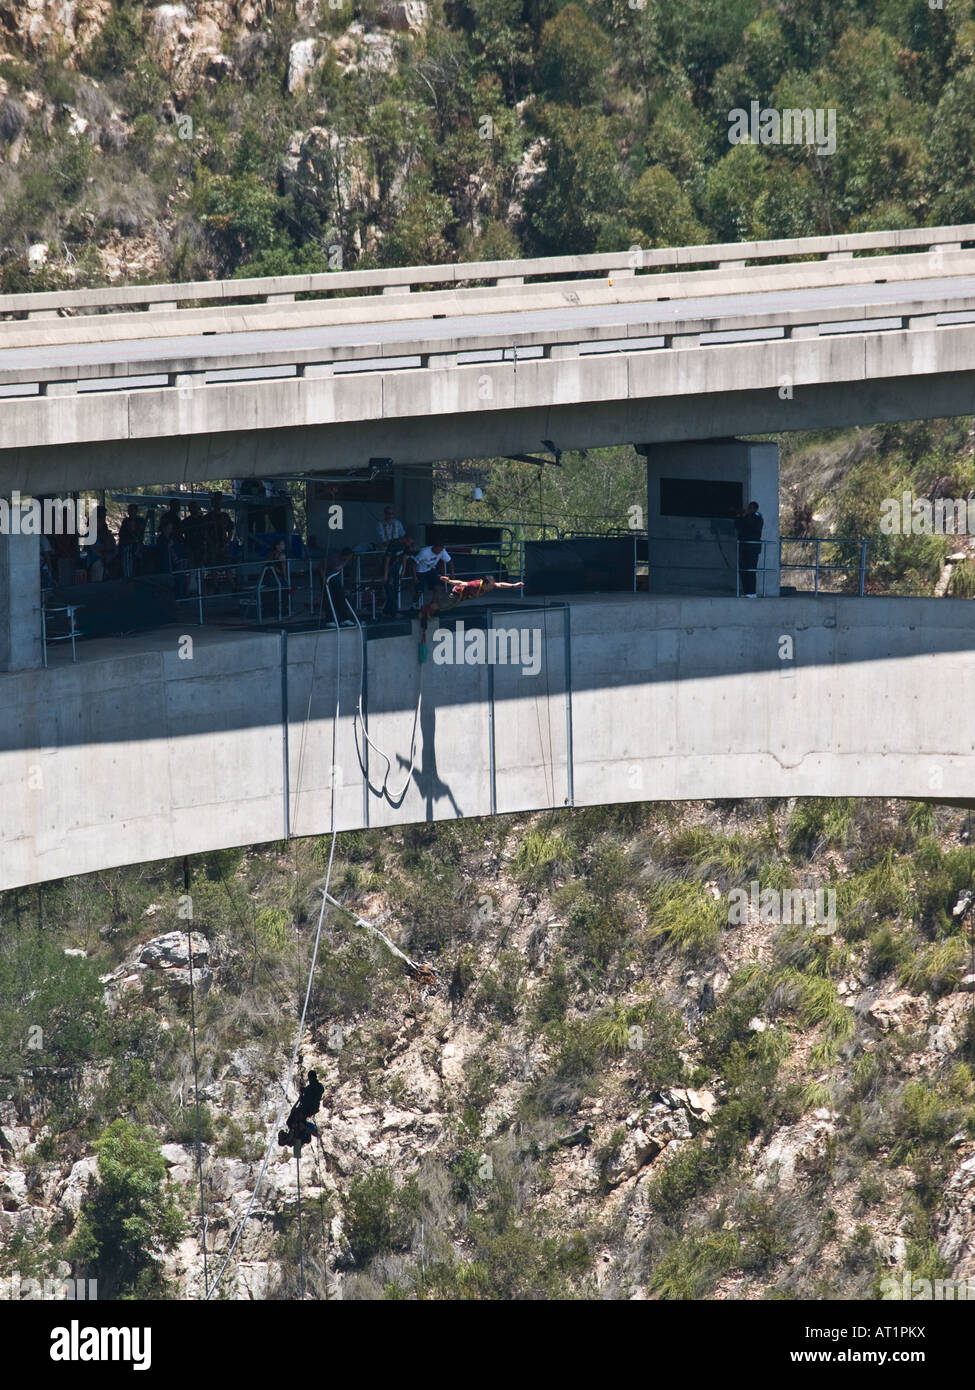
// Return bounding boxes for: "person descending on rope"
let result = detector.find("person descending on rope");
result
[299,1069,324,1118]
[277,1069,324,1154]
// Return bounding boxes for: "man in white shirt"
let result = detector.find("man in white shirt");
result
[376,507,405,544]
[413,539,453,604]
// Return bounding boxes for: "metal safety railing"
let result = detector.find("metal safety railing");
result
[38,599,85,665]
[35,525,960,663]
[639,534,874,597]
[173,555,316,625]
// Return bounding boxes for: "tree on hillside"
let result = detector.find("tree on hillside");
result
[538,5,612,106]
[69,1120,185,1299]
[604,165,709,250]
[520,106,624,254]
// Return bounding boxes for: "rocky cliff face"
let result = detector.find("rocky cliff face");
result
[0,0,456,284]
[2,801,974,1300]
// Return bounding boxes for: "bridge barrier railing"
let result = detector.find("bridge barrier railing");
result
[2,224,974,322]
[7,286,975,399]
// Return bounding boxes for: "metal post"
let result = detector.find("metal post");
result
[814,539,821,596]
[297,1148,304,1301]
[361,627,370,828]
[564,606,574,807]
[486,606,496,815]
[280,629,290,841]
[184,855,209,1300]
[859,540,868,597]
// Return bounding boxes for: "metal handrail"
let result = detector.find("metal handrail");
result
[171,555,314,624]
[39,599,84,665]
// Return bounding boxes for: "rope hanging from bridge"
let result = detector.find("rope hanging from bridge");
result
[205,595,343,1301]
[341,583,423,805]
[184,855,210,1300]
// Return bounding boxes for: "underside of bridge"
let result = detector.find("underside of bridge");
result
[5,369,975,499]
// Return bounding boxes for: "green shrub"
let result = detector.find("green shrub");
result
[645,879,724,958]
[255,907,290,952]
[512,828,573,886]
[530,953,571,1026]
[786,799,854,857]
[85,6,146,78]
[343,1169,420,1265]
[68,1120,185,1299]
[475,951,523,1023]
[900,936,966,997]
[563,888,627,968]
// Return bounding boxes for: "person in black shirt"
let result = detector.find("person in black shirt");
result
[381,533,415,616]
[204,492,233,566]
[181,500,206,569]
[277,1070,324,1152]
[299,1071,324,1116]
[734,502,764,596]
[324,548,357,626]
[118,504,146,579]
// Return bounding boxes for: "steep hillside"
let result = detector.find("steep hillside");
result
[2,798,974,1299]
[3,1,975,288]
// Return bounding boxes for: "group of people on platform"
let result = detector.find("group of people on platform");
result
[40,493,238,590]
[38,486,536,632]
[320,507,523,627]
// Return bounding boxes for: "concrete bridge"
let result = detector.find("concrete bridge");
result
[2,226,975,889]
[2,222,975,493]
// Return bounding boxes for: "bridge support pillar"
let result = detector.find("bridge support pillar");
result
[396,462,432,536]
[639,438,780,597]
[0,532,42,671]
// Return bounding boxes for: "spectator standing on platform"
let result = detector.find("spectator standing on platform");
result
[118,504,145,579]
[87,506,118,582]
[40,533,55,591]
[204,492,233,566]
[324,548,357,626]
[181,500,206,570]
[163,499,182,537]
[381,533,415,617]
[269,538,289,582]
[156,519,189,597]
[413,539,453,605]
[733,502,764,597]
[376,507,405,545]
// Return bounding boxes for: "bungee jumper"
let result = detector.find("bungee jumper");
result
[277,1069,325,1156]
[418,574,524,661]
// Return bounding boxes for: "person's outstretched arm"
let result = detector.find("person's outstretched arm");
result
[494,580,524,590]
